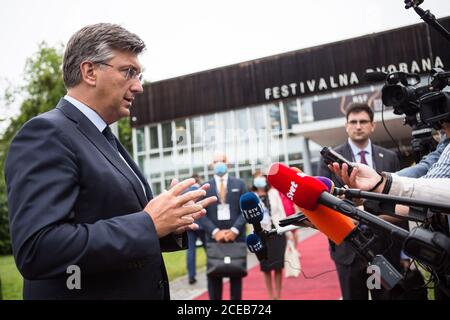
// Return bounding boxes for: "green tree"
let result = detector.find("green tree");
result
[0,42,65,255]
[0,42,134,254]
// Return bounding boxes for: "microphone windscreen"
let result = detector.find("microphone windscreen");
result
[363,71,387,83]
[246,233,264,253]
[240,192,264,224]
[302,205,355,245]
[267,163,327,210]
[315,176,335,194]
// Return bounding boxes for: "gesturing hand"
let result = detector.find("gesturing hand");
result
[144,178,217,238]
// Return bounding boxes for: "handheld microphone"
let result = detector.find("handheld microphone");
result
[240,192,265,234]
[246,233,267,261]
[267,163,355,245]
[315,176,335,194]
[240,192,268,261]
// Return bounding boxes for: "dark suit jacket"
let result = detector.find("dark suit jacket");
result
[316,142,401,265]
[5,99,186,299]
[199,176,248,243]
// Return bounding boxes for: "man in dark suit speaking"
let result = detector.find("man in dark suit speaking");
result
[5,23,217,300]
[317,102,401,300]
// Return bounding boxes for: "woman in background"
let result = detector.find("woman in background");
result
[252,173,288,300]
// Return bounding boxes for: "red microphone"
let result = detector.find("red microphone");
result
[267,163,355,245]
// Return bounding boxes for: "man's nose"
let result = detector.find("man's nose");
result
[130,79,144,93]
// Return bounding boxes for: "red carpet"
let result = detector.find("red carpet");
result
[195,232,342,300]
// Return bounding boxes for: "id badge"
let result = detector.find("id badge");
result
[217,204,231,221]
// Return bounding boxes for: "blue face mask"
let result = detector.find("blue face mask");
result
[214,162,228,177]
[254,176,267,189]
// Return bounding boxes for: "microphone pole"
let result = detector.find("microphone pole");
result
[319,192,410,243]
[335,187,450,214]
[405,0,450,43]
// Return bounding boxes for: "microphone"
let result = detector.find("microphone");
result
[364,71,387,83]
[246,233,267,261]
[267,163,409,243]
[240,192,268,261]
[267,163,355,245]
[240,192,265,235]
[314,176,335,194]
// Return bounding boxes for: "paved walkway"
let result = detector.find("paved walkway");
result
[169,228,321,300]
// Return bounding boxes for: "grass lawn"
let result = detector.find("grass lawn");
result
[0,247,206,300]
[0,255,23,300]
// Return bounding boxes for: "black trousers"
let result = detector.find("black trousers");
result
[207,276,242,300]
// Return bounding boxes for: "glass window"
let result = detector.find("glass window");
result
[189,116,203,145]
[300,100,314,123]
[239,169,253,187]
[268,103,282,132]
[284,99,300,130]
[203,114,217,148]
[152,182,162,196]
[178,168,190,176]
[288,152,302,161]
[162,122,173,148]
[136,128,145,152]
[249,106,266,131]
[137,155,145,172]
[235,109,249,131]
[149,126,159,149]
[174,119,187,148]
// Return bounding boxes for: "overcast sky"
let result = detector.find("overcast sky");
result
[1,0,450,126]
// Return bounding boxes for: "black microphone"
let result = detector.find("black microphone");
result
[246,233,267,261]
[240,192,265,235]
[364,71,387,83]
[240,192,268,261]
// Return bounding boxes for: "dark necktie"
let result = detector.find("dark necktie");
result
[103,126,119,152]
[359,150,368,165]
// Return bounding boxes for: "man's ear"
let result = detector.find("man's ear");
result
[80,61,97,86]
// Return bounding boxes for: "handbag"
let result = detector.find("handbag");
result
[284,238,301,278]
[206,242,248,277]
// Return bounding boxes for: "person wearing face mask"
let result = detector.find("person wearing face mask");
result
[252,172,288,300]
[198,152,248,300]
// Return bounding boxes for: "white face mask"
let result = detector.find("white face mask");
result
[253,176,267,189]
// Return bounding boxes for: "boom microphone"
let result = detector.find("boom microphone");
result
[267,163,355,245]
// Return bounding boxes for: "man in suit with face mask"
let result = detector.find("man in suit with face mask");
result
[198,152,248,300]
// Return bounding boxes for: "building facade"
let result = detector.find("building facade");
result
[131,17,450,194]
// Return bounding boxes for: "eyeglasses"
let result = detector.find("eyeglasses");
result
[97,62,143,83]
[347,120,371,126]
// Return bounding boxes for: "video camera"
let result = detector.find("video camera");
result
[363,1,450,161]
[382,68,450,130]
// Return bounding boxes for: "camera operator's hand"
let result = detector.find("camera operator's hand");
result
[328,162,385,193]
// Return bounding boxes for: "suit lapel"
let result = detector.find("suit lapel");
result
[117,142,153,201]
[56,100,148,207]
[372,145,383,171]
[343,143,354,162]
